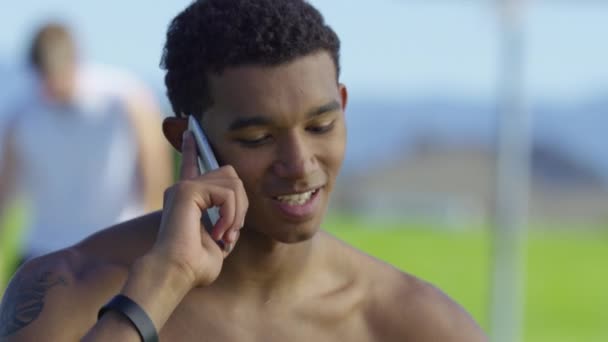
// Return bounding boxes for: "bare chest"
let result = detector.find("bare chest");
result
[160,309,376,342]
[160,288,377,342]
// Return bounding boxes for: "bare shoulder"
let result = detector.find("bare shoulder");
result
[370,273,486,341]
[0,248,123,341]
[320,232,487,341]
[0,212,161,341]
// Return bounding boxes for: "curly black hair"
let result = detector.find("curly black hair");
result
[160,0,341,118]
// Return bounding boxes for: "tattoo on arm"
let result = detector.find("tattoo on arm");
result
[0,271,68,338]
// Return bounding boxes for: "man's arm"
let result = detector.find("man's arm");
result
[0,249,191,342]
[124,90,174,212]
[1,129,245,341]
[0,251,83,341]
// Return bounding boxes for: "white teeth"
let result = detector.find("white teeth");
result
[276,190,315,205]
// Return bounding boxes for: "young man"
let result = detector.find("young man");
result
[0,1,486,341]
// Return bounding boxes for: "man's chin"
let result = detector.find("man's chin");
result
[276,227,320,244]
[248,218,322,244]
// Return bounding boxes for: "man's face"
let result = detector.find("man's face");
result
[41,41,77,104]
[202,52,347,243]
[44,66,76,104]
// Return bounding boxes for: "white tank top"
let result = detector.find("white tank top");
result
[12,87,142,256]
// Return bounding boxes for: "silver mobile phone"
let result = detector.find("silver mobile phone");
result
[187,115,221,235]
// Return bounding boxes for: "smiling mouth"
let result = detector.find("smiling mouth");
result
[273,188,322,206]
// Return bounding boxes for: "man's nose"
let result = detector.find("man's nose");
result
[272,132,316,179]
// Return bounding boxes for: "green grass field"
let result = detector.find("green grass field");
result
[0,201,27,293]
[2,212,606,341]
[324,216,608,342]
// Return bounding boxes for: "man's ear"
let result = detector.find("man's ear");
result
[339,83,348,112]
[162,117,188,152]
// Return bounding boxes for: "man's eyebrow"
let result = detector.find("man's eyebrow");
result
[227,100,341,131]
[228,116,272,131]
[307,100,341,118]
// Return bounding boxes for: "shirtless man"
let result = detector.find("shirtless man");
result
[0,0,486,341]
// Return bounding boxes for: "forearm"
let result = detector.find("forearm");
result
[81,254,191,341]
[81,311,143,342]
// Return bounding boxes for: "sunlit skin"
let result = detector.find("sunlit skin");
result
[40,39,78,104]
[0,52,486,342]
[203,51,346,242]
[43,66,76,104]
[161,51,348,301]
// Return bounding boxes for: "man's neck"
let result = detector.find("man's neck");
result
[211,228,321,302]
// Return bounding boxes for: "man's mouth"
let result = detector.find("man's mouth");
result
[273,188,322,206]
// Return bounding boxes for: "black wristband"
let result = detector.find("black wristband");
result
[98,294,159,342]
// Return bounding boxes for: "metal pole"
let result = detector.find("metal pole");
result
[490,0,529,341]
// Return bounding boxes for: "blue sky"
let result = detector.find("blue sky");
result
[0,1,607,102]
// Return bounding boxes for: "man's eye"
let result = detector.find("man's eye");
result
[236,135,271,147]
[307,121,336,134]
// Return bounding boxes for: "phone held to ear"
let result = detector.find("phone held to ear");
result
[187,115,223,244]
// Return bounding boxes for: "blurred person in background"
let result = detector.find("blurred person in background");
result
[0,22,173,268]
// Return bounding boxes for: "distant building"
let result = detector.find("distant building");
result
[332,140,608,229]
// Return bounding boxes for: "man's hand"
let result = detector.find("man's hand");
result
[83,130,249,341]
[150,130,248,288]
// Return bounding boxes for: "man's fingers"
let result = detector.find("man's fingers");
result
[211,187,237,241]
[203,177,248,234]
[222,230,240,256]
[189,167,248,233]
[180,131,200,180]
[175,160,248,252]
